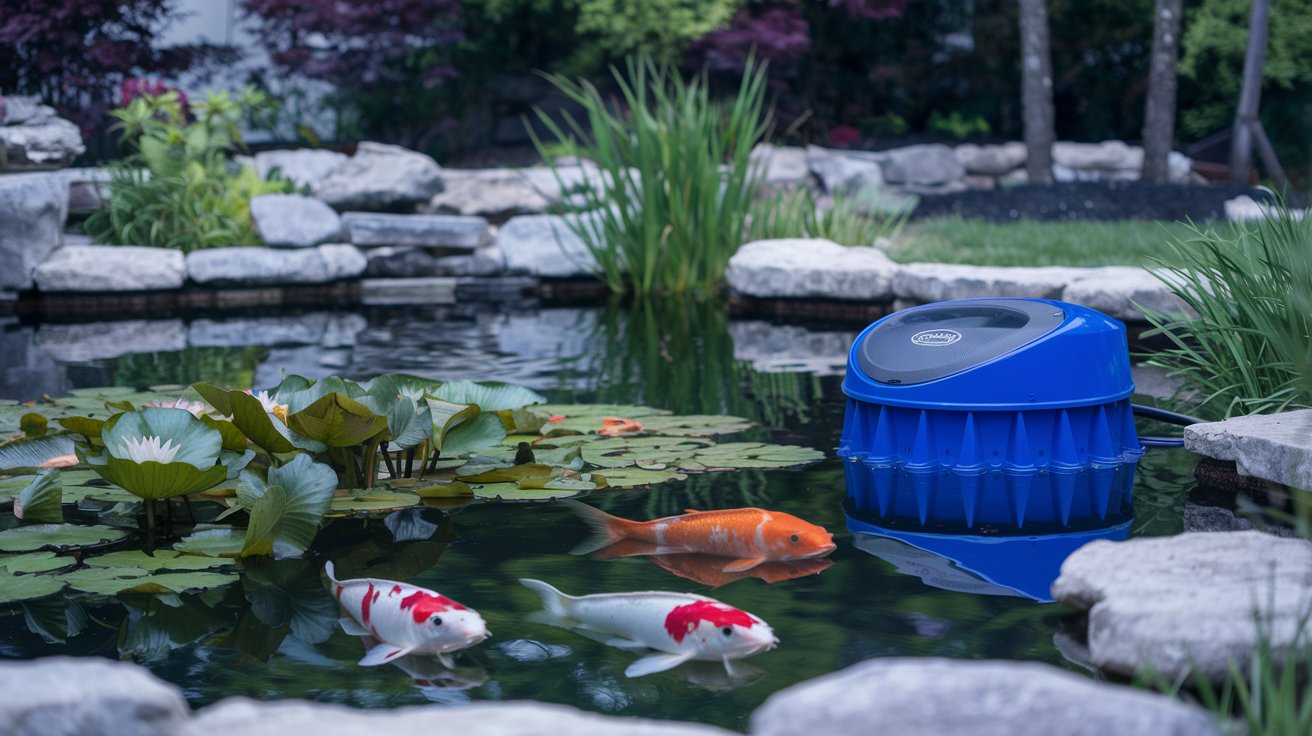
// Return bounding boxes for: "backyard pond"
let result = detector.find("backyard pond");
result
[0,300,1199,731]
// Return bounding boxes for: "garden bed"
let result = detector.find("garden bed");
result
[909,181,1269,223]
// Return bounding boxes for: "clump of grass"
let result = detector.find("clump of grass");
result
[1143,209,1312,419]
[888,217,1202,267]
[532,56,770,296]
[746,188,910,246]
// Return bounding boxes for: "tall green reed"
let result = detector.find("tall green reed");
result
[1143,208,1312,419]
[747,188,911,246]
[532,56,770,296]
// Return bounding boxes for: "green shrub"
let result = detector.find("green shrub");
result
[927,110,991,140]
[1144,209,1312,419]
[532,56,770,296]
[86,88,290,252]
[747,188,910,246]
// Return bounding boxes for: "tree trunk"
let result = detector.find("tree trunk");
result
[1230,0,1269,183]
[1142,0,1183,183]
[1018,0,1055,184]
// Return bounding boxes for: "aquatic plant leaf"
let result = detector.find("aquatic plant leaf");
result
[439,412,507,456]
[266,374,316,399]
[240,483,288,557]
[19,413,48,437]
[59,567,238,595]
[236,454,337,556]
[380,395,430,450]
[0,475,30,503]
[363,373,444,400]
[327,492,421,516]
[0,435,76,471]
[0,524,128,552]
[638,414,755,436]
[97,456,228,500]
[528,404,671,435]
[0,571,66,603]
[192,385,322,456]
[174,528,245,557]
[103,408,222,469]
[466,482,582,501]
[199,415,249,452]
[286,393,387,448]
[241,558,339,644]
[518,475,604,492]
[411,482,473,499]
[580,436,714,468]
[85,550,231,572]
[430,381,547,412]
[57,416,105,441]
[60,483,139,505]
[589,468,687,487]
[688,442,826,469]
[219,449,256,479]
[425,398,479,451]
[14,469,62,523]
[0,551,74,574]
[281,375,368,413]
[457,463,560,483]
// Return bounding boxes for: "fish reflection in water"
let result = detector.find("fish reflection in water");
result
[646,552,833,588]
[357,635,488,703]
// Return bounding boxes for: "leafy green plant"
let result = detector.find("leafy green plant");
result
[927,110,991,140]
[1143,209,1312,419]
[747,188,910,246]
[533,55,771,296]
[85,88,291,252]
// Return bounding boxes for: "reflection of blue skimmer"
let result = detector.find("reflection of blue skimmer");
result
[846,513,1132,602]
[839,298,1143,529]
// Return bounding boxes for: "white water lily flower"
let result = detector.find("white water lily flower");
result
[120,435,182,464]
[248,389,290,424]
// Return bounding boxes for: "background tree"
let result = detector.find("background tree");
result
[1141,0,1182,182]
[1018,0,1055,183]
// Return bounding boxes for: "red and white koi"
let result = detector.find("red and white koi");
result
[326,561,489,667]
[520,578,777,678]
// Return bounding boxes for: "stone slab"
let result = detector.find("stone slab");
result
[0,172,67,289]
[341,212,491,249]
[1061,267,1192,321]
[1052,531,1312,681]
[726,239,898,301]
[893,262,1079,303]
[252,148,348,189]
[496,213,599,278]
[1184,410,1312,491]
[251,194,343,247]
[33,245,185,292]
[750,144,812,186]
[0,656,189,736]
[751,658,1218,736]
[0,117,85,170]
[427,168,551,218]
[360,277,457,305]
[313,141,444,211]
[186,244,366,286]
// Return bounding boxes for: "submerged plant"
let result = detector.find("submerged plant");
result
[1143,208,1312,419]
[533,55,771,296]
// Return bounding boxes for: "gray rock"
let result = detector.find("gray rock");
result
[313,142,443,211]
[0,656,189,736]
[35,320,187,362]
[751,658,1218,736]
[1052,531,1312,681]
[0,172,68,289]
[1053,140,1141,171]
[251,194,343,247]
[1131,363,1187,401]
[894,262,1078,302]
[750,144,813,187]
[187,698,730,736]
[496,213,600,278]
[879,144,966,187]
[252,148,348,189]
[0,118,85,170]
[364,246,441,278]
[730,320,856,376]
[186,244,366,285]
[341,212,491,249]
[805,145,884,195]
[1184,410,1312,491]
[954,142,1027,176]
[1061,267,1192,321]
[725,239,898,301]
[359,277,456,305]
[34,245,185,292]
[0,96,57,125]
[438,244,505,276]
[427,169,551,219]
[188,313,366,348]
[1183,503,1254,533]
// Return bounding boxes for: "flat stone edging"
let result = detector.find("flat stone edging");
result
[1184,409,1312,491]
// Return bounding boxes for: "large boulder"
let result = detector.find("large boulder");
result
[0,656,190,736]
[954,142,1027,176]
[427,169,551,219]
[313,142,444,211]
[364,245,442,278]
[496,213,600,278]
[725,239,898,301]
[879,144,966,188]
[1052,531,1312,681]
[751,658,1218,736]
[33,245,185,292]
[252,148,348,189]
[1060,266,1192,322]
[251,194,343,247]
[1184,410,1312,491]
[750,144,813,187]
[186,244,366,285]
[341,212,491,249]
[893,262,1078,302]
[0,172,68,289]
[0,104,85,170]
[805,146,884,195]
[0,96,56,125]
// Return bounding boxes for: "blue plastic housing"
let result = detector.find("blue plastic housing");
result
[839,298,1143,529]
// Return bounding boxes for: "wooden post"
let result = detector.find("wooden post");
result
[1230,0,1288,189]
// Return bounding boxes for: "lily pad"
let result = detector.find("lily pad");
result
[174,528,246,557]
[236,454,337,556]
[85,550,231,572]
[430,381,546,412]
[466,482,584,502]
[0,551,75,574]
[589,468,687,488]
[0,524,128,552]
[638,414,755,436]
[440,412,508,456]
[286,392,388,448]
[327,492,421,517]
[58,567,238,596]
[0,571,66,603]
[580,436,714,468]
[688,442,826,469]
[0,435,76,471]
[14,470,62,523]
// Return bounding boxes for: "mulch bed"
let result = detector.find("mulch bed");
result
[910,181,1273,222]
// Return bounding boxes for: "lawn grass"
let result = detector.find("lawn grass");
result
[888,217,1212,267]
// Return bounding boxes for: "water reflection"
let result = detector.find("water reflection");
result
[644,553,833,588]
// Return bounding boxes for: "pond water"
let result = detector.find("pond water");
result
[0,300,1197,731]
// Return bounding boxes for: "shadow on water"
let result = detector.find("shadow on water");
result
[0,299,1200,730]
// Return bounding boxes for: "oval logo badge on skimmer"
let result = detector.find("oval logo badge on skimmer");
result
[911,329,962,347]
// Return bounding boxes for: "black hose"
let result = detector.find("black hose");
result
[1139,435,1185,448]
[1131,403,1209,427]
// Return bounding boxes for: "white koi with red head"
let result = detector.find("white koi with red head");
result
[326,561,489,667]
[519,578,777,678]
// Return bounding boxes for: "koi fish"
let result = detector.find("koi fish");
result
[566,501,837,572]
[647,552,834,588]
[519,578,777,678]
[326,561,489,667]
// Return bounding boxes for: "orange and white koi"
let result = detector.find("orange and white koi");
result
[326,561,488,667]
[566,501,837,573]
[519,578,777,678]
